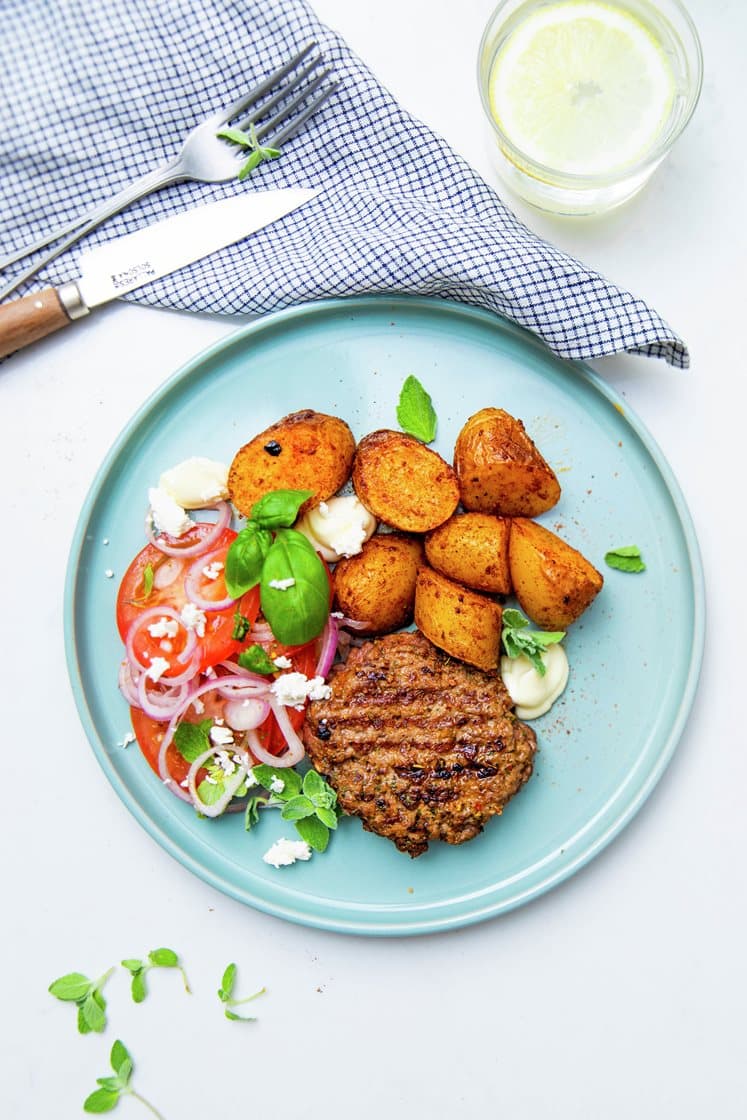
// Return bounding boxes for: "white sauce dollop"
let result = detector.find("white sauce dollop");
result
[500,644,569,719]
[158,457,229,509]
[296,495,377,562]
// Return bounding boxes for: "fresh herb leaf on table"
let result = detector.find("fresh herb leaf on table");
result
[397,374,437,443]
[217,962,266,1022]
[605,545,646,572]
[121,948,191,1003]
[48,967,114,1034]
[83,1039,164,1117]
[501,608,565,677]
[217,122,281,180]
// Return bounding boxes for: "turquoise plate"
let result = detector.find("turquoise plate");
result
[64,297,704,935]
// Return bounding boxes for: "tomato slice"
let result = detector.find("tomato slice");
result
[256,639,318,756]
[117,524,260,674]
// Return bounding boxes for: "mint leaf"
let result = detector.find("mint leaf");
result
[85,1042,161,1117]
[501,609,565,677]
[605,545,646,573]
[396,375,437,443]
[173,719,213,763]
[302,769,326,801]
[251,764,302,798]
[238,644,277,675]
[315,805,339,830]
[280,794,315,821]
[294,814,330,852]
[244,794,270,830]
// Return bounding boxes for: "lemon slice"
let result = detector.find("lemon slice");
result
[489,0,676,176]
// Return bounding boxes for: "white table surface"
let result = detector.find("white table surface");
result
[2,1,744,1116]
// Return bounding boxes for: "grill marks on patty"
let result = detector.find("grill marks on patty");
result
[303,631,537,857]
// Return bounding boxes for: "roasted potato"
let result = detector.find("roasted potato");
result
[414,566,502,672]
[509,518,603,629]
[333,533,424,634]
[454,407,561,517]
[352,430,460,533]
[425,512,512,595]
[228,410,355,518]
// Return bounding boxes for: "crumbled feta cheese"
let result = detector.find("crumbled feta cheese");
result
[270,672,332,708]
[105,569,114,579]
[147,616,180,639]
[210,724,235,748]
[204,666,216,679]
[180,602,207,637]
[269,776,285,794]
[202,560,224,581]
[103,538,110,545]
[148,486,193,538]
[118,731,136,749]
[268,577,295,591]
[158,457,229,509]
[215,749,236,774]
[180,777,190,789]
[262,838,313,868]
[192,697,205,715]
[146,657,171,682]
[273,654,293,669]
[204,774,218,786]
[243,769,259,789]
[331,611,344,619]
[159,640,173,653]
[307,676,333,702]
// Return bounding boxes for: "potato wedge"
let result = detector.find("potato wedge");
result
[228,410,355,518]
[352,430,460,533]
[454,407,561,517]
[334,533,424,634]
[509,518,603,629]
[414,566,502,671]
[425,512,512,595]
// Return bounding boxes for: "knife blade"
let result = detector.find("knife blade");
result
[0,189,316,360]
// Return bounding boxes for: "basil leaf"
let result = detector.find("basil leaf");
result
[260,529,329,645]
[396,375,437,443]
[250,489,313,529]
[294,814,330,852]
[238,645,277,675]
[173,720,212,763]
[605,545,646,573]
[225,523,272,598]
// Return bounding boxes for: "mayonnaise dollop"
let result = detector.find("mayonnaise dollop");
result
[500,644,569,719]
[158,457,229,509]
[296,496,377,562]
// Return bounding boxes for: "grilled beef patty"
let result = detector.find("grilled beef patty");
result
[303,630,537,857]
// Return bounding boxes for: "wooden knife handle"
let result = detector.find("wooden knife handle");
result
[0,288,72,360]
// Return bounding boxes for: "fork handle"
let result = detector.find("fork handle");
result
[0,163,181,300]
[0,287,78,360]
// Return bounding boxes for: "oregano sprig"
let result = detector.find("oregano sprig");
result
[83,1039,164,1117]
[121,948,191,1003]
[248,764,339,852]
[217,122,281,179]
[48,967,114,1035]
[217,962,266,1022]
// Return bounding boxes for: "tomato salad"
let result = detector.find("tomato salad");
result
[116,491,345,821]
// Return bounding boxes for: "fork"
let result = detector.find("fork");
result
[0,43,337,302]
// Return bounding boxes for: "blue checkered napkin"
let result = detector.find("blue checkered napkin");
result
[0,0,687,367]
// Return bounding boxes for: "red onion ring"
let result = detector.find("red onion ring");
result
[314,616,339,679]
[217,660,270,687]
[136,675,194,722]
[184,549,236,612]
[248,621,274,644]
[186,746,250,817]
[146,501,231,558]
[153,557,184,590]
[224,697,270,731]
[118,661,140,706]
[245,699,306,768]
[124,606,196,676]
[338,615,370,630]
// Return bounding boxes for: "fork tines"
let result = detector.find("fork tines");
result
[221,42,338,151]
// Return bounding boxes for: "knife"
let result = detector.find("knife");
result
[0,189,316,360]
